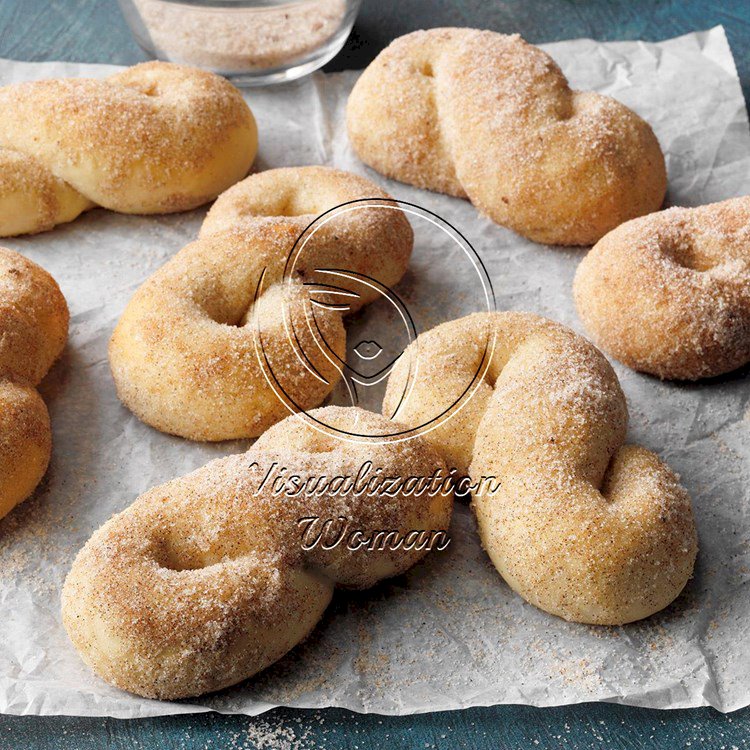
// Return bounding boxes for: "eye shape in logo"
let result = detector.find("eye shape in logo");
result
[352,340,382,361]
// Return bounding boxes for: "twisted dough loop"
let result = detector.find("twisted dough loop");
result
[110,166,414,441]
[383,312,697,624]
[347,28,667,246]
[0,247,68,520]
[0,61,257,236]
[62,407,453,699]
[575,196,750,380]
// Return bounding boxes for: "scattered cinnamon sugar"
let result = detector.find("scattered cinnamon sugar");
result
[131,0,347,73]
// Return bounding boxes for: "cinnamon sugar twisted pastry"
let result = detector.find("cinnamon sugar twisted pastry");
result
[109,166,413,441]
[383,312,697,624]
[0,61,257,237]
[575,196,750,380]
[62,406,453,699]
[347,28,667,246]
[0,247,68,520]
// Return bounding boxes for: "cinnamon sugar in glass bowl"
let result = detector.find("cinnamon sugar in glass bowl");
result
[117,0,361,86]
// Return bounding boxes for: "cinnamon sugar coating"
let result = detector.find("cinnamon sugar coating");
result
[0,247,69,520]
[62,406,453,699]
[109,166,414,441]
[0,61,257,236]
[347,28,667,246]
[383,312,697,625]
[574,196,750,380]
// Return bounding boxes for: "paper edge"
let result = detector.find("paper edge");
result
[0,25,746,719]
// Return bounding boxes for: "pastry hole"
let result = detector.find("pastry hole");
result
[419,61,434,78]
[140,81,160,96]
[203,307,248,327]
[661,242,717,272]
[303,435,340,454]
[274,195,332,217]
[160,557,207,572]
[154,537,216,572]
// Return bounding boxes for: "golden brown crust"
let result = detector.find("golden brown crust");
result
[0,247,69,520]
[0,61,258,236]
[62,406,453,699]
[383,311,697,625]
[109,166,414,441]
[347,29,667,246]
[574,196,750,380]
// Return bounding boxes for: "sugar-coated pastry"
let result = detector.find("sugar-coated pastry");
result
[383,312,697,625]
[575,196,750,380]
[0,62,257,236]
[62,407,453,699]
[0,247,68,520]
[347,28,666,246]
[109,166,413,441]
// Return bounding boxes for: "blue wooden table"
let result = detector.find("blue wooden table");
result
[1,1,749,747]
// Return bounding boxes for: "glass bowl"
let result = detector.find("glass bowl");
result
[117,0,361,86]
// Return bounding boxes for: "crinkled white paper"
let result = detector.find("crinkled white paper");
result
[0,26,748,717]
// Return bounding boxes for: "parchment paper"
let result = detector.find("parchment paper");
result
[0,26,748,717]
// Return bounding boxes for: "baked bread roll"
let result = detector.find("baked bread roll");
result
[0,247,68,520]
[347,28,667,246]
[383,311,697,625]
[62,407,453,699]
[109,166,413,441]
[0,61,257,236]
[575,196,750,380]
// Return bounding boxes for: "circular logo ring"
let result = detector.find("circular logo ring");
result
[251,198,497,443]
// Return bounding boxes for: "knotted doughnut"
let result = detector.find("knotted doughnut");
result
[109,166,413,441]
[0,61,257,236]
[383,312,697,624]
[574,196,750,380]
[347,28,667,246]
[62,406,453,699]
[0,247,68,520]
